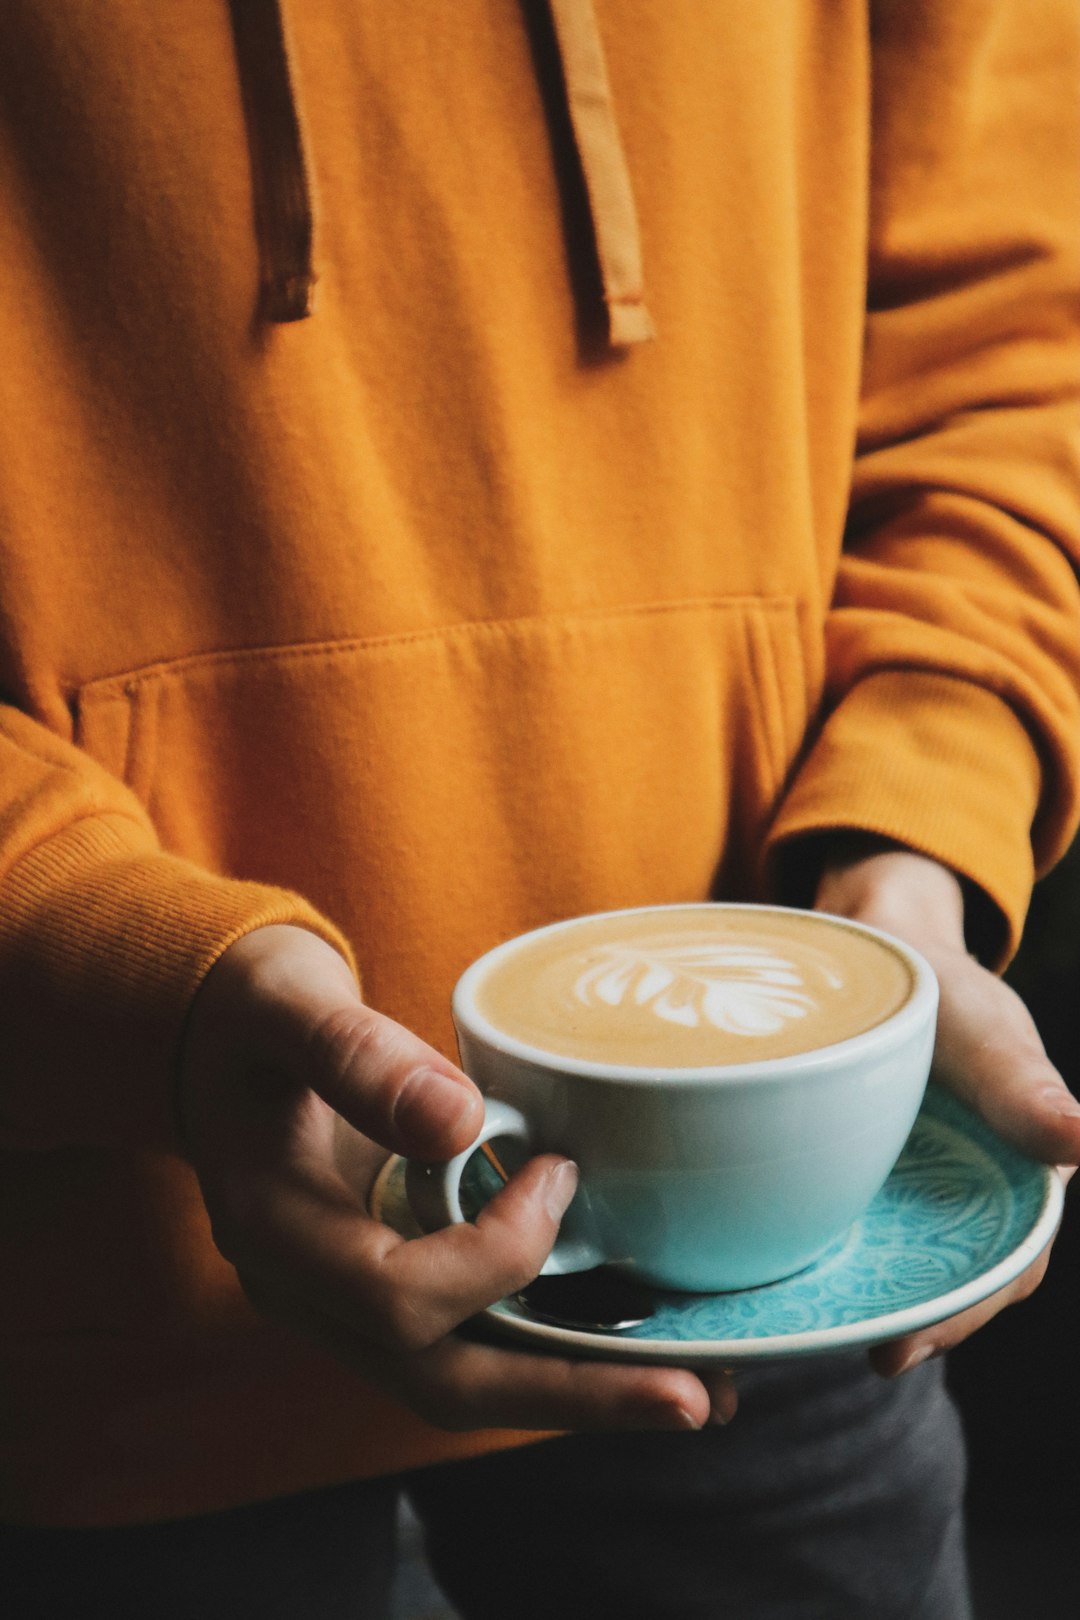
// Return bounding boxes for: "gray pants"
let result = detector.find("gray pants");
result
[3,1355,970,1620]
[408,1353,971,1620]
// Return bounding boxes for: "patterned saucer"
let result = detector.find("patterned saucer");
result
[370,1085,1063,1364]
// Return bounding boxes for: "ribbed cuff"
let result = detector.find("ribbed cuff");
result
[0,813,356,1152]
[765,671,1043,968]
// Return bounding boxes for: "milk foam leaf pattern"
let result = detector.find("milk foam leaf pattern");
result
[574,945,817,1036]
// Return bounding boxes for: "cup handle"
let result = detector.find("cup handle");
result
[404,1097,606,1275]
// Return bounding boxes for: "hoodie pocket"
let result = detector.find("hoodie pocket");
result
[76,597,806,1053]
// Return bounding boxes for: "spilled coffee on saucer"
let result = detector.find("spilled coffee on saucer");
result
[474,905,913,1068]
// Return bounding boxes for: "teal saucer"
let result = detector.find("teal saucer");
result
[371,1085,1062,1364]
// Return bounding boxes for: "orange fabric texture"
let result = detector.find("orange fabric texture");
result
[0,1,1078,1523]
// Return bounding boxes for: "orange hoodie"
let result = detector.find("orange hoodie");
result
[1,1,1078,1525]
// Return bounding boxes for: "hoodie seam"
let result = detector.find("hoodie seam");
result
[70,595,802,699]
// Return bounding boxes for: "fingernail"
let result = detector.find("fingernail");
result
[395,1067,477,1144]
[544,1160,579,1221]
[647,1404,702,1431]
[671,1405,703,1430]
[708,1390,738,1427]
[893,1342,937,1376]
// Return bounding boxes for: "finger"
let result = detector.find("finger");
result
[250,962,484,1160]
[869,1242,1056,1378]
[240,1271,715,1433]
[230,1150,585,1353]
[925,944,1080,1166]
[700,1369,740,1426]
[193,927,485,1163]
[383,1336,718,1435]
[308,1003,484,1161]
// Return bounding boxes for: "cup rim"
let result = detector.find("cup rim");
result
[451,902,938,1085]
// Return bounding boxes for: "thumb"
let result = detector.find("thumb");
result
[923,942,1080,1168]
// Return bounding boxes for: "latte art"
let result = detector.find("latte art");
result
[574,943,824,1036]
[471,906,914,1067]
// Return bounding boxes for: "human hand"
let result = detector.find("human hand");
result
[813,841,1079,1376]
[177,925,736,1431]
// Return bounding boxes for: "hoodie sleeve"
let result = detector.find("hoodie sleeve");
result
[0,705,356,1153]
[766,0,1080,966]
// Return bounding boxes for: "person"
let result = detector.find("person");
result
[1,2,1077,1615]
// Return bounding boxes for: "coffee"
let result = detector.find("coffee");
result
[473,905,913,1068]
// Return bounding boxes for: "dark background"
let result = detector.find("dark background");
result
[948,835,1080,1604]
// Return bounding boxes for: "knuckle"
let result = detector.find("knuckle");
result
[481,1228,548,1298]
[306,1005,385,1099]
[365,1277,444,1355]
[492,1254,543,1300]
[386,1304,443,1356]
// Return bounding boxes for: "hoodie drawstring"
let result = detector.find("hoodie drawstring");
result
[229,0,316,322]
[231,0,653,345]
[545,0,655,346]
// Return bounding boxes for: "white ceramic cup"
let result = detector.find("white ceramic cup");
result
[406,905,938,1292]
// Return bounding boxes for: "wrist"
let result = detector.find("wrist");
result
[809,835,966,953]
